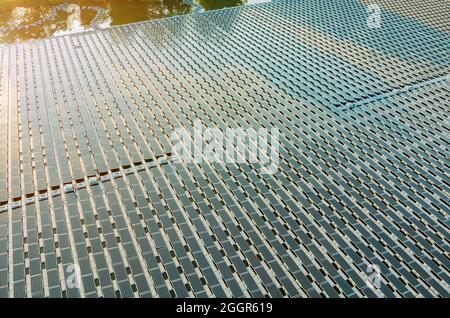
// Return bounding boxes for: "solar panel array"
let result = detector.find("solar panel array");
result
[0,0,449,298]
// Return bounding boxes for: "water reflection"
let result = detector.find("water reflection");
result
[0,0,265,43]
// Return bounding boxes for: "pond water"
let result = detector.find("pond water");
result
[0,0,270,43]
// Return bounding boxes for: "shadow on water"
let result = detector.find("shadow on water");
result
[0,0,257,43]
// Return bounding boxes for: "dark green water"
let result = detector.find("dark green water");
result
[0,0,269,43]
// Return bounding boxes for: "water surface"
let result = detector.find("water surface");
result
[0,0,269,43]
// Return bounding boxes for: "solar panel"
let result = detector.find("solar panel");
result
[0,0,449,298]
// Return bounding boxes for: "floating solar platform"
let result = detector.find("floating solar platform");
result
[0,0,449,298]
